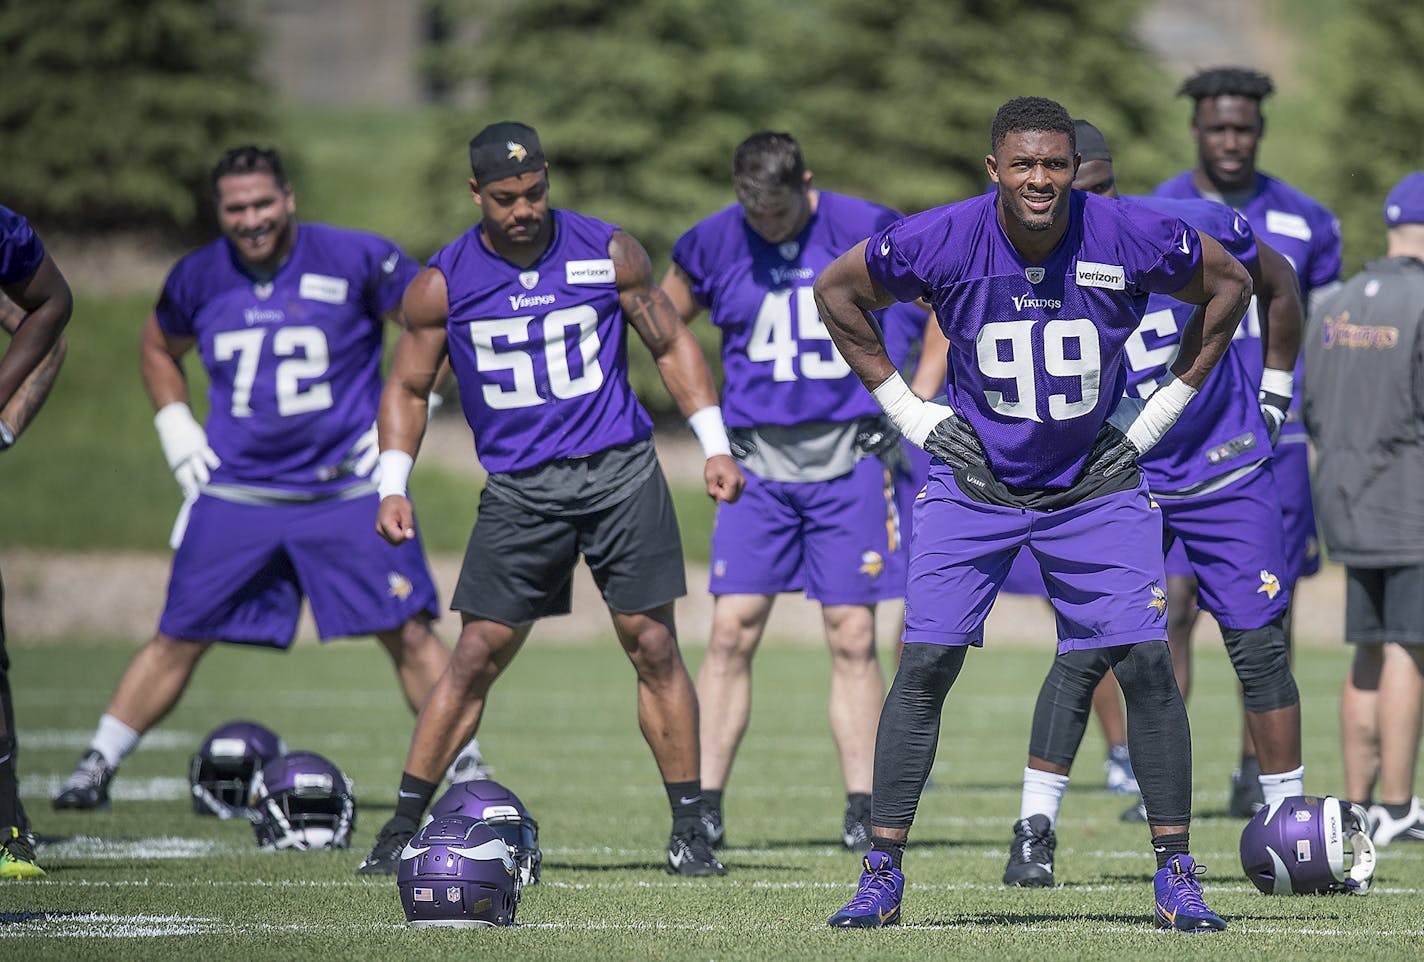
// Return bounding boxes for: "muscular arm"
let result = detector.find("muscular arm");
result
[812,239,899,391]
[616,231,741,502]
[0,252,72,440]
[0,293,66,440]
[1162,230,1253,389]
[139,313,196,410]
[375,265,450,542]
[658,262,703,326]
[1253,239,1303,375]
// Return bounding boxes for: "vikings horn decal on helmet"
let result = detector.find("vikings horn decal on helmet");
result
[247,751,356,850]
[189,720,286,818]
[398,814,519,927]
[428,778,541,886]
[1240,795,1377,895]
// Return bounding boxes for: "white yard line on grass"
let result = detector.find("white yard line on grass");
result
[22,775,188,802]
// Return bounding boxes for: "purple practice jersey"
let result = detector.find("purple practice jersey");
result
[155,223,418,495]
[1118,195,1269,492]
[1153,172,1341,395]
[434,209,653,474]
[867,191,1201,488]
[0,205,44,286]
[671,192,900,428]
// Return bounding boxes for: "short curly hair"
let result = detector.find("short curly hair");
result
[990,97,1075,154]
[1178,67,1274,103]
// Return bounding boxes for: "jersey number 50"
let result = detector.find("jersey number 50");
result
[467,306,605,410]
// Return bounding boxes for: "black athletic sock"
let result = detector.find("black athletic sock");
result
[394,772,438,826]
[871,836,906,870]
[703,787,724,812]
[0,735,17,829]
[1152,831,1190,871]
[665,779,702,833]
[846,792,871,815]
[1383,801,1413,820]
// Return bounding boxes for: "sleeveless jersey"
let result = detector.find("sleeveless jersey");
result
[671,191,900,428]
[154,223,418,495]
[866,191,1200,488]
[433,209,652,474]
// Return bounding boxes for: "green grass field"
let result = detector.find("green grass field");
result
[4,636,1420,961]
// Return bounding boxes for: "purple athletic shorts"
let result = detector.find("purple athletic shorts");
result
[709,456,905,605]
[1274,438,1320,583]
[1156,464,1290,630]
[160,492,439,646]
[904,467,1168,652]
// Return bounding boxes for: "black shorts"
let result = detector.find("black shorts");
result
[452,465,687,625]
[1346,564,1424,646]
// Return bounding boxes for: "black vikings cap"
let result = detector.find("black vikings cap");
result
[1072,119,1112,163]
[468,121,546,183]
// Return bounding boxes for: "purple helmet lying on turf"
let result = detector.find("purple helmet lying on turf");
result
[189,720,286,819]
[1240,795,1377,895]
[428,778,541,886]
[247,750,356,850]
[398,814,519,927]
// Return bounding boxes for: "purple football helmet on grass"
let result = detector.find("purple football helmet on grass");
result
[1240,795,1377,895]
[248,751,356,850]
[189,720,286,818]
[428,778,541,885]
[399,814,519,927]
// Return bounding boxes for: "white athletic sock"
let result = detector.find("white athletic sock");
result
[90,714,141,768]
[1020,767,1071,826]
[1259,765,1305,806]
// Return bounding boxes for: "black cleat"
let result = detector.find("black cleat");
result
[842,799,872,852]
[666,823,726,877]
[52,750,115,811]
[356,816,416,876]
[1003,814,1055,887]
[1228,758,1265,818]
[700,803,725,850]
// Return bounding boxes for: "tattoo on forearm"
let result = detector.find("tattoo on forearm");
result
[626,288,675,348]
[1,347,62,435]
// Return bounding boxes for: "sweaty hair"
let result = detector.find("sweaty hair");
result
[990,97,1075,154]
[1178,67,1274,103]
[733,132,806,205]
[211,146,289,194]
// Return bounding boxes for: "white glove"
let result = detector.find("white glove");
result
[154,402,219,499]
[351,421,380,478]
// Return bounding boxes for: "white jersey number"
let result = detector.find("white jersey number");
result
[212,326,333,418]
[975,318,1101,422]
[747,287,852,382]
[1124,308,1183,397]
[467,305,605,410]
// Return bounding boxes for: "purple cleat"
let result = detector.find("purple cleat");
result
[828,850,904,928]
[1153,854,1227,931]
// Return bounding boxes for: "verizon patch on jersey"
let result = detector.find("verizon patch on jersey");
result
[1075,261,1125,290]
[299,273,350,304]
[566,259,615,284]
[1265,210,1312,242]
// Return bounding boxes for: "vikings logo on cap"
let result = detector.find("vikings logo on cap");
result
[506,141,527,162]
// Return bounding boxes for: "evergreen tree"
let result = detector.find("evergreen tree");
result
[0,0,272,233]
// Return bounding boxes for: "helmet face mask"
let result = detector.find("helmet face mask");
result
[1240,795,1377,895]
[428,779,541,887]
[399,814,520,927]
[189,721,286,819]
[247,751,356,850]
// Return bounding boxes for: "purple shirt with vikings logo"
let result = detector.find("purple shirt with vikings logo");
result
[672,191,900,428]
[1154,170,1341,433]
[1120,195,1268,491]
[0,205,45,286]
[434,208,652,474]
[866,191,1201,488]
[155,223,418,494]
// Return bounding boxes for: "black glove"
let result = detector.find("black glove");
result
[1085,421,1139,479]
[923,412,987,470]
[1259,392,1289,447]
[854,415,902,459]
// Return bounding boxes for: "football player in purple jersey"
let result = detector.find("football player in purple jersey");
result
[1154,68,1343,815]
[815,97,1253,931]
[0,205,72,880]
[357,122,744,879]
[661,132,930,853]
[53,147,482,814]
[998,121,1306,889]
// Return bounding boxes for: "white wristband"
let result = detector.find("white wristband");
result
[0,418,14,451]
[376,450,414,499]
[688,406,732,459]
[1259,368,1294,402]
[1123,373,1198,454]
[872,372,950,448]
